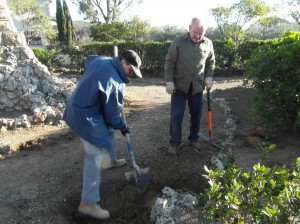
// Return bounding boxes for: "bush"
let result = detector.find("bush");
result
[237,39,269,67]
[66,41,171,77]
[213,39,237,76]
[38,39,279,78]
[32,48,59,70]
[194,158,300,224]
[244,31,300,129]
[32,48,51,66]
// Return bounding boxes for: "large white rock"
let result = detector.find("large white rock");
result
[151,187,199,224]
[0,46,74,130]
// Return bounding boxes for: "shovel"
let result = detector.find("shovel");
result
[113,45,149,191]
[199,88,224,151]
[121,109,150,192]
[207,88,212,140]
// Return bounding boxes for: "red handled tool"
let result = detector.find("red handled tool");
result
[207,89,212,140]
[199,89,224,150]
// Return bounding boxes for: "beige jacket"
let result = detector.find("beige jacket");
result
[164,33,215,94]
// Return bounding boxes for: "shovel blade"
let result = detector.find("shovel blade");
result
[125,167,150,192]
[200,133,224,151]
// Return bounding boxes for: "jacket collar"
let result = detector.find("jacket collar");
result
[185,32,207,44]
[111,57,130,84]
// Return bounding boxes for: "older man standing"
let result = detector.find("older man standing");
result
[164,17,215,155]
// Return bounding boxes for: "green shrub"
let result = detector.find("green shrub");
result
[57,39,275,78]
[213,39,238,76]
[194,157,300,223]
[237,39,269,67]
[32,48,51,67]
[244,31,300,129]
[32,48,59,70]
[66,41,171,77]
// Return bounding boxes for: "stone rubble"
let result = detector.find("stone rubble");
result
[0,46,75,131]
[213,94,238,150]
[151,187,199,224]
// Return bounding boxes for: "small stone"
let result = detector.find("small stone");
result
[0,145,10,155]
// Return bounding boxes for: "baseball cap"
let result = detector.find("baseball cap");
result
[121,50,142,78]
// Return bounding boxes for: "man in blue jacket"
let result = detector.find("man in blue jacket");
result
[63,50,142,219]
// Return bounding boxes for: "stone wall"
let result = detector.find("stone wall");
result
[0,46,75,131]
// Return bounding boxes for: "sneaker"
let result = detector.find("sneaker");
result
[78,203,110,219]
[168,145,179,155]
[101,158,127,170]
[189,140,201,150]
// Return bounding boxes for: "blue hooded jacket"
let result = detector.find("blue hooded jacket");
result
[63,55,129,150]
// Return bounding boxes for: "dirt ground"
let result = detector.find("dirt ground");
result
[0,76,299,224]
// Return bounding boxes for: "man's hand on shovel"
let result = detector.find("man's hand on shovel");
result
[205,77,213,90]
[166,82,175,95]
[121,109,150,192]
[121,127,130,136]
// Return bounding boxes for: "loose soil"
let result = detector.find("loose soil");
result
[0,76,299,224]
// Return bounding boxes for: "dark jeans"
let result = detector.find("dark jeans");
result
[169,86,203,147]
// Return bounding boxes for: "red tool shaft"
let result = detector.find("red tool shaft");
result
[207,89,212,140]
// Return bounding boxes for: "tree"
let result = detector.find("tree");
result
[210,0,272,43]
[210,0,273,76]
[288,0,300,25]
[257,16,282,37]
[56,0,76,48]
[128,16,151,40]
[7,0,54,45]
[56,0,66,46]
[90,21,130,41]
[63,0,76,47]
[210,6,232,41]
[89,16,150,41]
[70,0,142,23]
[149,25,186,42]
[73,21,92,44]
[246,17,300,40]
[205,27,224,40]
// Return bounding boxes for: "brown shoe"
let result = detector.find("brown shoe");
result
[168,145,179,155]
[78,203,110,219]
[189,140,201,150]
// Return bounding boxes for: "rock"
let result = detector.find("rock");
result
[0,125,7,133]
[251,127,269,138]
[0,46,73,129]
[151,187,198,224]
[0,145,10,155]
[244,136,261,147]
[14,114,31,128]
[211,156,224,170]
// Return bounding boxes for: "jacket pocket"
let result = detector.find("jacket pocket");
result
[174,73,185,79]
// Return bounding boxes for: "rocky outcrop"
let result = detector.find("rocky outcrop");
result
[0,46,75,131]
